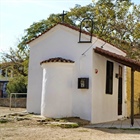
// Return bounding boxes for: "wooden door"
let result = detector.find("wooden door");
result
[118,66,123,115]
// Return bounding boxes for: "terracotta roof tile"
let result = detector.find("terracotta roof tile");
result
[94,47,140,72]
[40,57,74,65]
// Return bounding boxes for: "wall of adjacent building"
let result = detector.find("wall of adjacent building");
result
[127,68,140,116]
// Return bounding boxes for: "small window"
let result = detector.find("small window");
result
[106,61,114,94]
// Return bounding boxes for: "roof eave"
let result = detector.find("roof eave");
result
[94,47,140,72]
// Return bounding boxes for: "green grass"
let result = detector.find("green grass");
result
[0,118,9,123]
[51,123,79,128]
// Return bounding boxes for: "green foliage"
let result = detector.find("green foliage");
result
[0,118,9,123]
[0,0,140,95]
[15,0,140,60]
[57,123,79,128]
[6,75,27,94]
[1,48,28,78]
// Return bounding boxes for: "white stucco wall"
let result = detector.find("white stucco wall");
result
[92,39,126,56]
[91,51,127,124]
[27,48,43,113]
[41,63,74,118]
[27,24,127,123]
[27,24,93,120]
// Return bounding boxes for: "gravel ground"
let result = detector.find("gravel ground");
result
[0,107,26,116]
[0,107,140,140]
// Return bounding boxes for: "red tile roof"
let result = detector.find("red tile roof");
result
[40,57,74,65]
[94,47,140,72]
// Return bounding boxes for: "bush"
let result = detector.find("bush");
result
[7,75,27,96]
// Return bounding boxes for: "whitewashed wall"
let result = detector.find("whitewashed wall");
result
[27,24,127,123]
[91,49,127,124]
[27,24,93,120]
[41,63,74,118]
[27,47,43,113]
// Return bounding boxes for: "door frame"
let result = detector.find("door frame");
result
[118,65,123,116]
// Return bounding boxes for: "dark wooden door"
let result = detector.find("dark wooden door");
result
[118,66,123,115]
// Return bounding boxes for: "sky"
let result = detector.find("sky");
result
[0,0,140,56]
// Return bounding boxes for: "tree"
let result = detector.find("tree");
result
[15,0,139,59]
[6,75,27,94]
[0,47,28,94]
[68,0,140,59]
[1,0,140,95]
[1,47,28,77]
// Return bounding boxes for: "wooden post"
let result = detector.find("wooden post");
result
[131,67,134,126]
[15,93,16,108]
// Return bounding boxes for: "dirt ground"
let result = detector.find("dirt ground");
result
[0,107,140,140]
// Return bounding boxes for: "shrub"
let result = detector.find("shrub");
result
[6,75,27,96]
